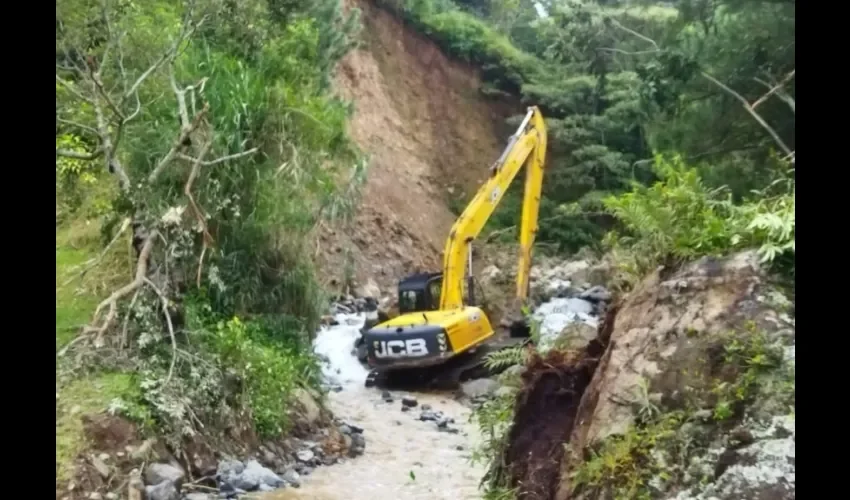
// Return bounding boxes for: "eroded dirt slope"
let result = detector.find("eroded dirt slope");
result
[318,0,519,293]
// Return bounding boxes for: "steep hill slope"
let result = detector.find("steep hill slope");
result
[318,0,519,293]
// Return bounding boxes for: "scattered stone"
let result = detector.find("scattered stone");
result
[436,417,449,429]
[401,396,418,408]
[401,405,410,412]
[144,481,179,500]
[217,459,245,478]
[460,378,500,399]
[579,285,612,303]
[338,424,352,435]
[184,494,214,500]
[421,404,432,411]
[88,493,103,500]
[296,449,315,463]
[144,463,185,488]
[456,445,464,451]
[282,469,301,488]
[105,493,118,500]
[347,423,364,434]
[91,455,111,479]
[419,411,439,422]
[381,390,393,402]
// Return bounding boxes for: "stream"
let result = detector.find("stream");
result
[254,312,486,500]
[253,283,606,500]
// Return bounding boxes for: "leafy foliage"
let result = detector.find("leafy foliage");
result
[602,154,794,284]
[56,0,363,449]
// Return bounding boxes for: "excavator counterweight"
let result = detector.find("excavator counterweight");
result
[361,106,547,388]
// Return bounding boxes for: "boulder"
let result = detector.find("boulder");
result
[460,378,500,399]
[554,251,795,500]
[143,463,185,488]
[355,278,381,300]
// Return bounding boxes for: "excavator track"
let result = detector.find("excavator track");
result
[364,332,530,390]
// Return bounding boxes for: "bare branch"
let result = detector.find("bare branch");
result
[144,277,178,386]
[147,103,209,184]
[700,71,793,156]
[598,48,658,56]
[177,147,259,166]
[121,14,207,106]
[170,68,191,129]
[57,117,100,137]
[57,148,103,160]
[608,18,659,49]
[752,70,795,111]
[121,288,142,350]
[60,217,132,288]
[85,231,157,347]
[56,75,93,104]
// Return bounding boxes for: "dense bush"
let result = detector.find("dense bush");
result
[56,0,363,447]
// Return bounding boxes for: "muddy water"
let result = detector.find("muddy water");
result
[254,312,486,500]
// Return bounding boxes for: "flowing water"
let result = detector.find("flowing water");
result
[254,294,600,500]
[254,312,487,500]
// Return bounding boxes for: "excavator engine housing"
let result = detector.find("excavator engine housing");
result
[364,306,494,371]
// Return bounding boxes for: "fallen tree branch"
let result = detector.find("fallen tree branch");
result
[84,231,157,347]
[143,277,178,387]
[177,147,259,166]
[61,217,132,288]
[182,141,215,286]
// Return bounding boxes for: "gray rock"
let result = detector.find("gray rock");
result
[580,285,612,303]
[351,433,366,448]
[282,469,301,488]
[237,460,285,489]
[381,390,393,402]
[401,396,418,408]
[184,494,215,500]
[419,411,439,421]
[144,463,185,488]
[88,493,103,500]
[436,417,449,429]
[144,480,180,500]
[217,459,244,477]
[420,404,432,411]
[257,483,276,492]
[401,405,410,412]
[347,423,364,434]
[338,424,352,435]
[296,449,315,463]
[460,378,500,399]
[563,297,594,315]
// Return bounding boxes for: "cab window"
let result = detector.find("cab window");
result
[428,279,442,308]
[399,290,418,312]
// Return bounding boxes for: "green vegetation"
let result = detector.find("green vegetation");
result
[383,0,794,260]
[568,323,795,499]
[56,0,363,480]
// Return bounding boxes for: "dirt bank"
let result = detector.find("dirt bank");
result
[319,0,519,293]
[500,252,796,500]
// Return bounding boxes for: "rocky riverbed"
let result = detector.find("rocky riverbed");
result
[138,258,614,500]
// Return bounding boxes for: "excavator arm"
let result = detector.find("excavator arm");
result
[439,106,547,310]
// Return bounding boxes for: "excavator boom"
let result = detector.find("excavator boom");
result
[361,106,547,387]
[440,106,547,310]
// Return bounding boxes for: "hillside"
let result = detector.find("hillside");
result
[55,0,793,499]
[317,0,519,294]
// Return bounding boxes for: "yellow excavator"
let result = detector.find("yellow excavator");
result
[361,106,547,388]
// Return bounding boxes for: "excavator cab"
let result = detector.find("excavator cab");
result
[397,272,443,314]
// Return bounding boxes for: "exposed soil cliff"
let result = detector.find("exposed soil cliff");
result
[319,0,519,294]
[502,252,795,500]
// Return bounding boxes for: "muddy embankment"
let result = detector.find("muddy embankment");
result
[318,0,520,294]
[501,252,796,500]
